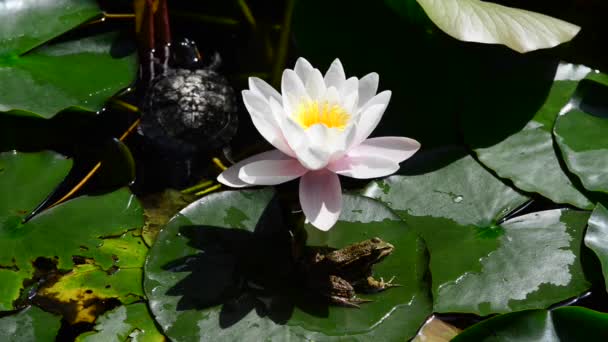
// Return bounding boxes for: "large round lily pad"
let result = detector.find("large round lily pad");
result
[0,151,144,311]
[466,63,595,209]
[364,155,591,315]
[145,189,431,341]
[453,306,608,341]
[0,0,137,118]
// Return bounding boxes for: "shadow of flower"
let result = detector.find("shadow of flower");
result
[161,196,330,328]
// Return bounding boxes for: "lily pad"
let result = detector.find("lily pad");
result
[0,151,144,311]
[37,264,144,324]
[584,204,608,293]
[554,79,608,194]
[0,306,61,342]
[364,155,591,315]
[0,32,137,118]
[145,189,431,341]
[76,303,165,342]
[0,0,99,56]
[470,63,595,209]
[452,306,608,341]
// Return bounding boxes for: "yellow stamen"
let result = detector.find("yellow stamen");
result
[294,100,350,130]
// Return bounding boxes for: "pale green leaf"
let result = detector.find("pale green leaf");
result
[416,0,580,53]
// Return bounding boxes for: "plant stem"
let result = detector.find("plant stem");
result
[271,0,295,87]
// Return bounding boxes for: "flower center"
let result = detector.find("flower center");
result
[293,100,350,130]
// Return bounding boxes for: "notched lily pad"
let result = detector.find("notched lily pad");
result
[364,155,590,315]
[0,306,61,342]
[75,303,165,342]
[144,189,431,341]
[0,0,136,118]
[0,151,144,311]
[0,32,137,118]
[584,204,608,293]
[453,306,608,341]
[554,76,608,194]
[465,63,596,209]
[35,264,144,324]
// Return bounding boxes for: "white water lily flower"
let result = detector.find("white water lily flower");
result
[217,58,420,230]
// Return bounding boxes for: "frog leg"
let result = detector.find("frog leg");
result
[330,296,373,308]
[355,276,402,293]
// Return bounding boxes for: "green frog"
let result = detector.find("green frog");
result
[301,237,399,307]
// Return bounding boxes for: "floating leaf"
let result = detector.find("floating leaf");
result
[416,0,580,53]
[0,151,144,311]
[0,0,136,118]
[0,33,137,118]
[0,306,61,342]
[470,63,595,209]
[584,204,608,293]
[76,303,165,342]
[364,155,591,315]
[37,264,144,324]
[145,189,431,340]
[554,77,608,194]
[452,306,608,341]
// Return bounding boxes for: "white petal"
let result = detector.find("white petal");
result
[348,137,421,163]
[305,68,327,100]
[358,90,391,114]
[327,155,400,179]
[339,77,359,114]
[239,157,308,185]
[358,72,379,108]
[218,150,292,187]
[269,98,307,151]
[242,91,295,157]
[417,0,580,53]
[353,103,387,146]
[299,124,332,170]
[299,170,342,231]
[324,59,346,89]
[294,57,314,85]
[249,77,281,102]
[281,69,308,115]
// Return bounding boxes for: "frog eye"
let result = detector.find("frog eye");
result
[371,237,381,243]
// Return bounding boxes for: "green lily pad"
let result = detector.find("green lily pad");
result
[0,32,137,118]
[364,155,591,315]
[145,189,431,341]
[468,63,595,209]
[554,79,608,194]
[0,151,144,311]
[0,0,99,56]
[0,306,61,342]
[452,306,608,341]
[584,204,608,293]
[76,303,165,342]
